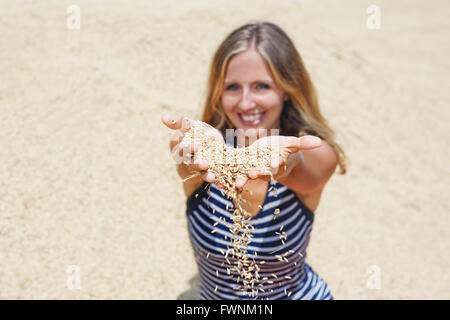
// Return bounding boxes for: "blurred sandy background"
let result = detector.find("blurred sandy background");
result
[0,0,449,299]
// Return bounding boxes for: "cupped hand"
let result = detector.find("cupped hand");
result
[161,113,225,186]
[234,134,322,189]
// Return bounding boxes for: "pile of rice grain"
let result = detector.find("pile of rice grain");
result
[181,120,282,298]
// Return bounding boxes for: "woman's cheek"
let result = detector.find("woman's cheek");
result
[221,95,237,113]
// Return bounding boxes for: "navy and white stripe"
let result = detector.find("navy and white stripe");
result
[186,179,333,300]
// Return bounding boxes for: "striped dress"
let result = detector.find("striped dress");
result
[186,178,333,300]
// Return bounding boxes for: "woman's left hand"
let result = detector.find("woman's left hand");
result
[235,135,322,188]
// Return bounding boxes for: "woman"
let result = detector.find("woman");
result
[162,22,346,300]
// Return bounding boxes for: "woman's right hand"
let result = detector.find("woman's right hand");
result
[161,114,224,186]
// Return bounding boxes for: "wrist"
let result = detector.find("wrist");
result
[275,151,303,181]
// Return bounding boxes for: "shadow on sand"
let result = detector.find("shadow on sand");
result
[177,273,201,300]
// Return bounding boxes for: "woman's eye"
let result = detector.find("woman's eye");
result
[256,83,269,89]
[226,84,239,90]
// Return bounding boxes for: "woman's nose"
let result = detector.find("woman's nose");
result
[238,89,256,111]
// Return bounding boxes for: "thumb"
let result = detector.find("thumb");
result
[161,114,192,131]
[298,135,322,150]
[278,135,322,156]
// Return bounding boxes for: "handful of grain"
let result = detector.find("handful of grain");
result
[181,120,282,298]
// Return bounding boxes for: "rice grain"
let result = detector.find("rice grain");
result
[181,120,283,298]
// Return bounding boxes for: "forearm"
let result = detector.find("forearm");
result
[278,141,338,194]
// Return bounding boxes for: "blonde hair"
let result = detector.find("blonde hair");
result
[200,22,347,174]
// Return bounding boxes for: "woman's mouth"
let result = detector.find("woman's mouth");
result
[238,112,266,126]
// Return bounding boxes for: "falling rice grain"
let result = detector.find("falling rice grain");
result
[181,120,283,297]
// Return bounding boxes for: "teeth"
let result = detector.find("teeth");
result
[241,113,263,122]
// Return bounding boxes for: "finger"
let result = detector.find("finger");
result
[216,183,225,189]
[280,136,305,154]
[161,114,182,129]
[193,158,209,171]
[172,130,184,143]
[178,141,196,156]
[170,127,199,151]
[270,156,283,169]
[248,169,259,179]
[201,170,216,183]
[298,135,322,150]
[161,114,192,132]
[269,156,285,175]
[169,130,185,150]
[174,142,196,164]
[235,176,248,189]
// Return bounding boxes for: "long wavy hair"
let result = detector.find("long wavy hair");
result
[199,22,347,174]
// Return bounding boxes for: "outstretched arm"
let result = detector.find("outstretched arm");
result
[240,135,337,195]
[276,140,338,195]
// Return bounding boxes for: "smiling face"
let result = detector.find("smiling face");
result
[220,48,287,141]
